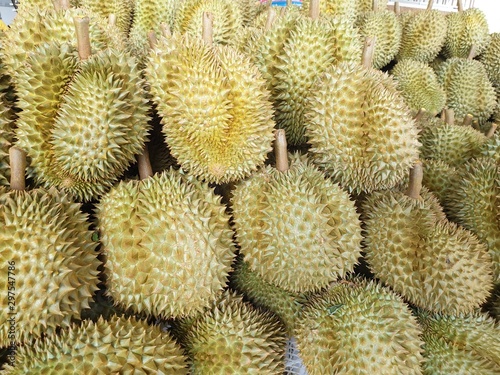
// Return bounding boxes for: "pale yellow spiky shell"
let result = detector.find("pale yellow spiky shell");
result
[80,0,134,35]
[301,0,358,22]
[479,33,500,88]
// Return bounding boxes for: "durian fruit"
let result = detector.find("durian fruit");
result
[436,57,497,124]
[0,148,100,346]
[79,0,134,35]
[14,18,150,201]
[356,10,402,70]
[2,6,124,83]
[418,311,500,374]
[95,163,236,318]
[479,33,500,88]
[146,31,275,184]
[230,256,308,335]
[391,59,446,116]
[175,0,242,45]
[304,55,420,194]
[178,291,287,374]
[231,141,363,293]
[235,0,263,26]
[396,2,447,63]
[301,0,358,23]
[1,316,189,374]
[362,162,494,314]
[480,130,500,164]
[421,158,458,205]
[0,91,14,187]
[443,7,490,59]
[358,0,388,13]
[295,277,424,375]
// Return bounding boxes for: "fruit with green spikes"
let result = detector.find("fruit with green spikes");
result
[1,316,189,374]
[358,0,388,13]
[295,277,424,375]
[479,33,500,88]
[362,162,494,314]
[421,158,458,205]
[418,311,500,374]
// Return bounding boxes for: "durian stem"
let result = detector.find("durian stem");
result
[427,0,434,10]
[9,147,27,191]
[414,108,426,122]
[372,0,378,11]
[161,23,172,38]
[405,161,423,200]
[487,123,498,138]
[457,0,463,12]
[467,44,477,60]
[274,129,289,172]
[444,108,455,125]
[462,114,473,126]
[60,0,69,9]
[74,17,91,60]
[265,8,277,30]
[394,1,401,15]
[202,12,214,46]
[148,31,158,49]
[472,119,479,129]
[137,145,153,180]
[309,0,320,20]
[108,14,116,27]
[361,36,377,69]
[286,0,292,6]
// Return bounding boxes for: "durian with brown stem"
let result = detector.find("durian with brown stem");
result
[146,16,275,184]
[1,316,189,374]
[295,277,424,375]
[231,130,363,293]
[362,161,494,314]
[305,37,420,194]
[79,0,134,35]
[0,147,101,347]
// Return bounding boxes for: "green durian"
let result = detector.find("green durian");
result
[421,158,458,205]
[436,57,497,124]
[305,62,420,194]
[95,169,236,318]
[230,256,308,335]
[356,10,402,69]
[0,187,100,346]
[180,291,287,374]
[273,15,362,145]
[80,0,134,35]
[362,173,494,314]
[480,132,500,164]
[443,8,490,59]
[397,9,447,63]
[357,0,388,13]
[146,33,275,184]
[295,277,424,375]
[231,153,363,293]
[391,59,446,115]
[418,311,500,374]
[1,316,189,374]
[479,33,500,88]
[14,42,150,201]
[301,0,358,22]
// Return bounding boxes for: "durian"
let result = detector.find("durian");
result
[80,0,134,35]
[391,59,446,116]
[231,148,363,293]
[479,33,500,88]
[179,291,287,374]
[95,167,236,318]
[1,316,189,374]
[362,162,494,314]
[295,277,424,375]
[418,311,500,374]
[301,0,358,23]
[358,0,388,13]
[146,32,275,184]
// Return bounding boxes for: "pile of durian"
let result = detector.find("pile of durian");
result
[0,0,499,373]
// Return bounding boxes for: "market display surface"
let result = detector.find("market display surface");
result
[0,0,499,373]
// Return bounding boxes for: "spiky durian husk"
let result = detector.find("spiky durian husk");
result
[16,0,80,13]
[362,186,494,314]
[2,7,124,83]
[230,257,308,335]
[15,43,150,201]
[356,10,402,69]
[436,58,497,124]
[80,0,134,35]
[96,169,236,318]
[231,154,362,293]
[357,0,388,12]
[175,0,242,45]
[479,33,500,88]
[236,0,262,26]
[146,34,275,184]
[443,8,490,59]
[419,121,487,167]
[480,132,500,164]
[421,158,458,205]
[418,311,500,374]
[273,16,362,145]
[391,59,446,116]
[0,188,100,346]
[445,158,500,283]
[1,316,189,374]
[301,0,358,22]
[305,62,420,194]
[0,95,13,187]
[181,291,287,374]
[397,10,447,63]
[295,277,424,375]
